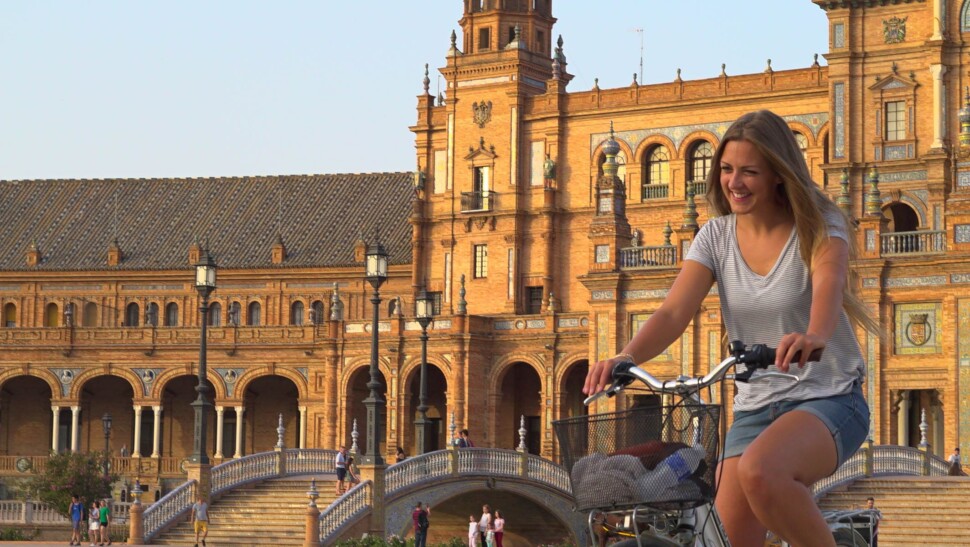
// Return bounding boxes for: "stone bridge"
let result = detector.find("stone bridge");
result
[321,448,585,545]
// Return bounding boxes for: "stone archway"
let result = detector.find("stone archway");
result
[243,375,300,453]
[345,367,387,458]
[158,375,216,459]
[402,363,448,455]
[496,363,542,453]
[78,375,135,455]
[0,376,53,456]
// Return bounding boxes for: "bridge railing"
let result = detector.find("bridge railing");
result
[285,448,338,475]
[813,442,950,499]
[319,479,371,544]
[385,448,570,497]
[143,479,196,541]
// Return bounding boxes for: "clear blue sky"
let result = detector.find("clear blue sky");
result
[0,1,828,180]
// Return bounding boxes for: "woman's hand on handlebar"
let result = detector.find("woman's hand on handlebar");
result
[584,355,628,396]
[775,332,826,372]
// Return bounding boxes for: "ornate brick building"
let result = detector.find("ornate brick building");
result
[2,0,969,491]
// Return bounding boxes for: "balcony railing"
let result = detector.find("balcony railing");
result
[687,180,707,197]
[641,184,669,200]
[460,190,495,212]
[880,230,946,256]
[619,245,678,269]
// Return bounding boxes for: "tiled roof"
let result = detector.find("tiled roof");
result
[0,173,415,271]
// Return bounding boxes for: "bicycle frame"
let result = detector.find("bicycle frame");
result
[576,342,876,547]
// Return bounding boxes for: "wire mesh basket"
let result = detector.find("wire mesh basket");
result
[554,403,721,512]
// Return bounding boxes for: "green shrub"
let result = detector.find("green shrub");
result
[0,527,35,540]
[22,451,118,518]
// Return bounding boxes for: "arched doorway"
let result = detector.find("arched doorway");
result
[560,360,589,421]
[79,375,135,455]
[345,367,387,458]
[159,375,216,460]
[885,202,919,233]
[403,364,447,455]
[497,363,542,453]
[0,376,53,455]
[243,375,300,453]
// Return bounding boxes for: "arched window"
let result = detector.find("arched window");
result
[146,302,159,327]
[3,303,15,327]
[165,303,179,327]
[793,131,809,161]
[209,302,222,326]
[641,145,670,201]
[247,302,261,326]
[290,301,304,326]
[83,302,98,327]
[46,303,60,327]
[885,202,919,233]
[125,303,140,327]
[689,141,714,195]
[229,302,241,326]
[689,141,713,181]
[311,300,325,325]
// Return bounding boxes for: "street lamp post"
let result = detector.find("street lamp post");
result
[414,289,435,454]
[101,412,112,475]
[362,238,389,465]
[191,248,217,464]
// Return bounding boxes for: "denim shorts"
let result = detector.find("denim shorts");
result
[722,383,869,469]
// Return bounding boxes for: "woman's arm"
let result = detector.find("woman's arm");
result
[584,260,714,395]
[775,237,848,372]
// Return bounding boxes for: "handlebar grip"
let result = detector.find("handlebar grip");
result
[765,347,824,365]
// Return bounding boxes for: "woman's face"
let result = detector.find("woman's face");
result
[719,139,781,217]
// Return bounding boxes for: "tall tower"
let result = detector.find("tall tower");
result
[459,0,556,66]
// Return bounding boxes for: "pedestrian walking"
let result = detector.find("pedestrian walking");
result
[192,495,209,547]
[69,494,84,545]
[98,499,111,546]
[493,509,505,547]
[467,515,478,547]
[412,501,430,547]
[478,504,492,547]
[87,502,100,546]
[948,447,963,476]
[335,445,348,494]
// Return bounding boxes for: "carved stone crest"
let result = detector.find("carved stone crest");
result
[883,16,907,44]
[905,313,930,346]
[472,100,492,128]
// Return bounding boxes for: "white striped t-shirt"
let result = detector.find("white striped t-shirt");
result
[685,212,865,411]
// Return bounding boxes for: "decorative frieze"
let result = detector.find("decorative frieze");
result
[591,290,615,301]
[885,276,947,288]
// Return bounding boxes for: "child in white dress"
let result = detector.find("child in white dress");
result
[468,515,478,547]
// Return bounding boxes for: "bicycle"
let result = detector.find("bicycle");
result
[553,340,880,547]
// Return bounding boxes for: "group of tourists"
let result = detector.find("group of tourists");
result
[68,495,112,546]
[333,445,362,495]
[467,504,505,547]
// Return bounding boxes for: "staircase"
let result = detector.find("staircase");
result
[152,475,338,546]
[818,476,970,546]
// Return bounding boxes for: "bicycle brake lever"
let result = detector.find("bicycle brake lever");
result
[583,385,620,406]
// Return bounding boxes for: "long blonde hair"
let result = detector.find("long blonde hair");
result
[704,110,879,334]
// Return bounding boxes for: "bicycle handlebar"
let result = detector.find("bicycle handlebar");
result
[583,340,822,405]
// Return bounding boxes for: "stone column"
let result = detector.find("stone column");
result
[51,406,60,453]
[70,406,80,452]
[930,64,947,149]
[214,406,225,458]
[132,405,143,458]
[897,390,910,446]
[234,406,245,458]
[151,405,162,457]
[299,406,307,449]
[931,0,944,41]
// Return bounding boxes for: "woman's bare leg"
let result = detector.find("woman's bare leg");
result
[714,456,768,546]
[737,410,837,547]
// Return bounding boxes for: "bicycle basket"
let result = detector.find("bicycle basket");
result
[554,403,720,512]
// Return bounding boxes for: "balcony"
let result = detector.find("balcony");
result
[880,230,946,256]
[619,245,678,269]
[687,180,707,197]
[641,184,669,200]
[461,190,495,212]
